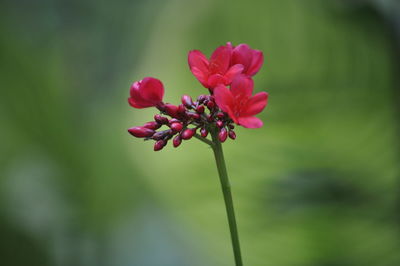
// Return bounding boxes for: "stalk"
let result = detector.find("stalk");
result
[210,130,243,266]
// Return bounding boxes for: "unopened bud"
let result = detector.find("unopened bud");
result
[154,114,169,124]
[181,128,196,140]
[152,130,171,140]
[143,121,161,130]
[197,95,206,103]
[196,105,205,114]
[216,120,224,128]
[228,124,235,130]
[178,104,186,116]
[181,95,193,108]
[154,140,167,151]
[187,112,200,120]
[228,130,236,140]
[173,135,182,147]
[164,104,179,118]
[206,101,215,109]
[170,122,183,132]
[216,112,225,119]
[200,128,208,138]
[128,127,155,138]
[156,102,166,112]
[218,128,228,142]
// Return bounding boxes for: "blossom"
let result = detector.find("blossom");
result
[214,75,268,128]
[188,44,244,90]
[127,43,269,150]
[230,43,264,77]
[128,77,164,108]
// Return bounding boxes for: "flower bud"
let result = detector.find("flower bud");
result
[228,124,235,130]
[143,121,161,130]
[216,120,224,128]
[181,128,195,140]
[216,112,225,119]
[178,104,186,116]
[200,128,208,138]
[197,95,206,103]
[181,95,193,108]
[170,122,183,132]
[128,127,155,138]
[206,101,215,110]
[187,112,200,120]
[152,129,171,140]
[173,135,182,147]
[156,103,166,112]
[154,114,169,124]
[228,130,236,140]
[164,104,179,118]
[218,128,228,142]
[154,140,167,151]
[196,105,205,114]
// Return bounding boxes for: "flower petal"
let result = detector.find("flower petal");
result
[208,74,227,89]
[247,50,263,76]
[139,77,164,104]
[188,50,209,73]
[242,91,268,116]
[224,64,244,83]
[230,75,254,98]
[238,116,263,128]
[232,44,252,73]
[209,45,231,74]
[129,81,141,98]
[130,82,152,107]
[128,97,153,108]
[191,67,208,87]
[188,50,209,85]
[214,84,236,120]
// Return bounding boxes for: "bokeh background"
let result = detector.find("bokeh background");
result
[1,0,400,265]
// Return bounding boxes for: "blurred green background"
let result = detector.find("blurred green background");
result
[1,0,400,265]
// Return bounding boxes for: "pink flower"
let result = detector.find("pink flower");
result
[188,44,244,90]
[214,75,268,128]
[128,77,164,108]
[230,43,264,77]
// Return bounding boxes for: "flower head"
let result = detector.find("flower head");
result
[188,44,244,90]
[214,75,268,128]
[128,77,164,108]
[230,43,264,77]
[127,42,269,151]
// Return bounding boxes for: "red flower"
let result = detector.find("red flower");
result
[214,75,268,128]
[188,44,244,90]
[128,77,164,108]
[230,43,264,77]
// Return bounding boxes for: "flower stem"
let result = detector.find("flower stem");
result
[194,133,214,147]
[210,130,243,266]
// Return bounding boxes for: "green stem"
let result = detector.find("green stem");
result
[210,130,243,266]
[194,133,214,147]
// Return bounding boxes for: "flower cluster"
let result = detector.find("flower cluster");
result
[127,42,269,151]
